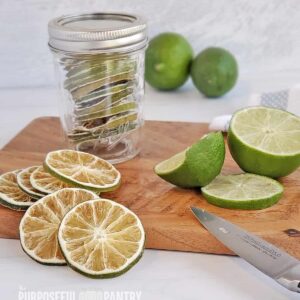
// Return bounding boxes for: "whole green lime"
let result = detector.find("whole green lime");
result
[145,33,193,90]
[191,47,238,97]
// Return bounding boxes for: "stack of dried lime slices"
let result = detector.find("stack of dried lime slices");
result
[0,149,121,211]
[19,189,145,277]
[63,55,141,151]
[0,149,145,277]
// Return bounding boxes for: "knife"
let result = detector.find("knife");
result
[191,207,300,293]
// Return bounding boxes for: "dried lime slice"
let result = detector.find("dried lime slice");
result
[30,166,72,194]
[71,72,135,99]
[19,188,98,265]
[58,198,145,278]
[17,166,46,200]
[90,112,138,134]
[0,170,34,211]
[75,82,133,106]
[202,173,283,210]
[76,101,137,122]
[66,62,136,91]
[44,150,121,192]
[75,88,133,114]
[73,122,139,145]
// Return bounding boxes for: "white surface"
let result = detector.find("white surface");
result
[0,71,299,299]
[1,0,300,88]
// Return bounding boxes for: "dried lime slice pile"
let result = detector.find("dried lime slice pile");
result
[17,166,46,200]
[0,149,121,212]
[58,198,145,278]
[19,188,98,264]
[63,55,141,150]
[19,189,145,277]
[0,170,34,211]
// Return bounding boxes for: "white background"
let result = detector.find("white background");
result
[0,0,300,88]
[0,1,300,299]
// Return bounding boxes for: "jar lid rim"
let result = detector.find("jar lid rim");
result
[48,12,147,53]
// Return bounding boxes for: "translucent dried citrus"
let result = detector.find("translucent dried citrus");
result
[44,150,121,192]
[58,199,145,278]
[0,170,34,211]
[30,166,72,194]
[17,166,46,200]
[19,188,98,264]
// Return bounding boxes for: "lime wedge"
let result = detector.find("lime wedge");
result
[202,173,283,210]
[228,106,300,177]
[58,198,145,278]
[154,132,225,187]
[44,150,121,192]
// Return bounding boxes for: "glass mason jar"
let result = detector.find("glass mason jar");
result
[48,13,147,164]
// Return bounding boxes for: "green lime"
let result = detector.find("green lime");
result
[145,32,193,90]
[154,132,225,187]
[191,47,238,97]
[228,106,300,178]
[202,173,283,210]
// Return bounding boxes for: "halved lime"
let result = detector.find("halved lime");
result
[154,132,225,187]
[228,106,300,178]
[58,198,145,278]
[30,166,72,194]
[0,170,34,211]
[19,188,98,265]
[44,150,121,192]
[202,173,283,210]
[17,166,46,200]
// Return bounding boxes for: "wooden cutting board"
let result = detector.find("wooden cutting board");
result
[1,117,300,258]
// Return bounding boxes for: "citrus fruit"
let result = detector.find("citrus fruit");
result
[0,170,34,211]
[154,132,225,187]
[44,150,121,192]
[145,32,193,90]
[58,198,145,278]
[202,173,283,210]
[228,106,300,178]
[17,166,46,200]
[191,47,238,97]
[19,188,98,265]
[30,166,72,194]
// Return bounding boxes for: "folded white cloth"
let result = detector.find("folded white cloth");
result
[209,84,300,132]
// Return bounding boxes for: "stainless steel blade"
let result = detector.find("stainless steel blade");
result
[191,207,300,293]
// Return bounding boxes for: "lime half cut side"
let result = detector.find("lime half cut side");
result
[228,106,300,178]
[202,173,283,210]
[58,198,145,278]
[154,132,225,188]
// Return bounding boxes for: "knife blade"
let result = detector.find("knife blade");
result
[191,207,300,293]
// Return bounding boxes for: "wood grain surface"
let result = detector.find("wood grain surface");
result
[1,117,300,258]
